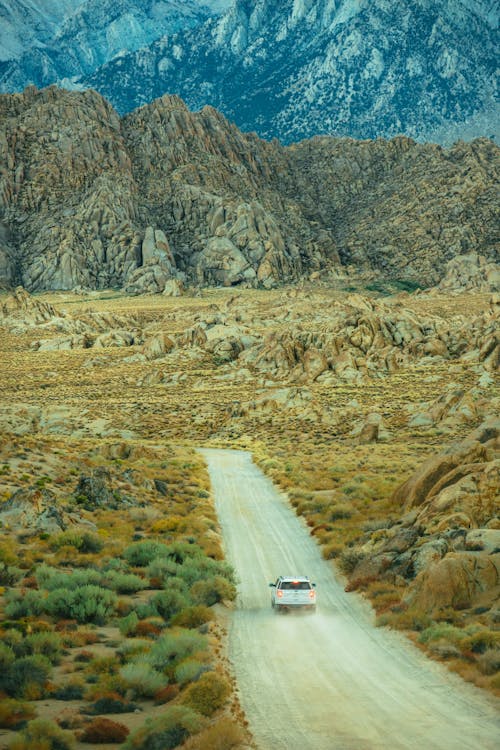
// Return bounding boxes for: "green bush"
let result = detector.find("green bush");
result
[123,541,171,567]
[18,632,62,664]
[51,532,103,553]
[1,655,52,699]
[0,563,24,586]
[190,576,236,606]
[123,705,204,750]
[419,623,465,646]
[117,639,151,661]
[0,641,16,671]
[105,571,148,594]
[147,629,207,672]
[88,695,138,715]
[119,663,166,698]
[181,671,230,717]
[52,682,85,700]
[118,611,139,637]
[174,659,209,687]
[5,590,46,619]
[7,718,75,750]
[37,566,103,591]
[146,557,179,583]
[46,585,117,624]
[151,590,189,622]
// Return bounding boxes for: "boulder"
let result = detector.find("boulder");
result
[391,440,489,510]
[0,487,94,534]
[406,552,500,612]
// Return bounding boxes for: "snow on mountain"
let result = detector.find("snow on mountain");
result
[77,0,498,144]
[0,1,230,89]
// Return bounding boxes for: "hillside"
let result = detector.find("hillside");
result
[0,86,498,293]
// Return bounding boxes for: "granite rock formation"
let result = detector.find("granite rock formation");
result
[0,86,498,292]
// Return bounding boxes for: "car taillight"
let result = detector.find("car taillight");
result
[277,590,283,598]
[309,590,315,599]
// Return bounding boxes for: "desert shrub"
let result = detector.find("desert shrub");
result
[338,549,364,575]
[147,629,207,672]
[171,605,213,629]
[118,611,139,637]
[88,694,138,714]
[376,608,433,632]
[37,567,103,591]
[19,632,62,664]
[490,673,500,690]
[0,699,36,729]
[462,630,500,654]
[329,504,353,521]
[103,557,128,572]
[123,705,204,750]
[4,590,46,619]
[181,717,245,750]
[146,557,179,583]
[151,590,189,622]
[0,641,16,670]
[46,585,117,624]
[177,557,234,588]
[123,541,170,567]
[477,649,500,675]
[181,671,230,717]
[419,624,465,646]
[154,684,179,704]
[81,717,129,744]
[174,659,209,687]
[51,532,103,553]
[132,601,157,620]
[119,663,166,698]
[52,682,85,700]
[1,655,52,698]
[7,718,75,750]
[190,576,236,606]
[2,627,24,648]
[135,619,163,637]
[117,639,151,661]
[0,563,24,586]
[86,656,121,676]
[105,571,147,594]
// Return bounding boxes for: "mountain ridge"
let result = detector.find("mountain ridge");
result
[78,0,499,144]
[0,85,498,293]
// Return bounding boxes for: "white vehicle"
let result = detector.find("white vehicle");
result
[269,575,316,612]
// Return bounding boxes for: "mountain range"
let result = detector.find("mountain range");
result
[1,0,498,144]
[0,86,498,293]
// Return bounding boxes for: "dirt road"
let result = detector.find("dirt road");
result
[201,449,500,750]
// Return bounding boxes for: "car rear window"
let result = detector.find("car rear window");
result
[280,581,311,590]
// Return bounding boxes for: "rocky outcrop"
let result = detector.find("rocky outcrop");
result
[346,421,499,616]
[0,87,498,292]
[239,293,500,382]
[437,252,500,293]
[0,487,95,534]
[0,286,61,325]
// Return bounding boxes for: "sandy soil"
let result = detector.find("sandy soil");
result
[201,449,500,750]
